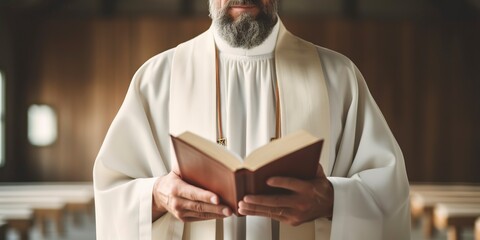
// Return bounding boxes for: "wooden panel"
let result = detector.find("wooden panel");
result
[3,16,480,183]
[31,19,93,181]
[86,18,132,180]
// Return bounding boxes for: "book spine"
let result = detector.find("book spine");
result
[234,169,248,214]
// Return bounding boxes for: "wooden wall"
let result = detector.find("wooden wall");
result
[1,16,479,183]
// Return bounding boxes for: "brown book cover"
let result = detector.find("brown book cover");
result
[171,130,323,215]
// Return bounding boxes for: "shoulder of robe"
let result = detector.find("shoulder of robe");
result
[312,45,360,102]
[134,48,176,78]
[130,48,176,92]
[315,45,356,72]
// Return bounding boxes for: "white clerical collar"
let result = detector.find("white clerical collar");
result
[212,19,280,57]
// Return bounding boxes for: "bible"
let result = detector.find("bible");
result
[170,130,324,214]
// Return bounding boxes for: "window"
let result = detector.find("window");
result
[28,104,57,146]
[0,71,5,166]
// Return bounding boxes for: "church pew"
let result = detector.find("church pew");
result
[0,182,94,234]
[0,182,93,200]
[0,198,66,236]
[409,184,480,215]
[410,184,480,193]
[433,203,480,240]
[0,208,34,240]
[410,184,480,238]
[0,182,94,217]
[411,194,480,238]
[475,217,480,240]
[411,191,480,219]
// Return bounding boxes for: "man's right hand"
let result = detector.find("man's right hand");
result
[152,171,232,222]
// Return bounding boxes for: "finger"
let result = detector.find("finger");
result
[238,201,288,221]
[169,198,231,221]
[238,208,286,222]
[243,194,296,208]
[182,211,229,220]
[182,200,232,216]
[182,212,230,222]
[175,180,219,204]
[267,177,311,193]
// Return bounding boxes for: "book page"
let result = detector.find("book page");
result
[176,132,244,171]
[243,130,320,170]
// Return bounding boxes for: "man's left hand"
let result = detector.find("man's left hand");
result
[238,164,334,226]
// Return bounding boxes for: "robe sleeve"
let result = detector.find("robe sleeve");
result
[93,50,181,239]
[326,59,411,239]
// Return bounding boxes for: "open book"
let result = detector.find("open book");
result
[170,130,323,214]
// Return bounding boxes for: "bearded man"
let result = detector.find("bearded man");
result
[93,0,411,239]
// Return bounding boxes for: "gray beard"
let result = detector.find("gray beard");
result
[211,1,278,49]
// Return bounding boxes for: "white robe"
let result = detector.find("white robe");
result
[93,20,411,240]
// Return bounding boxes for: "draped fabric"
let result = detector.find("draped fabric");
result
[168,20,327,239]
[93,19,411,240]
[219,51,278,240]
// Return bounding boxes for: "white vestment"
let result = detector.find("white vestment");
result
[93,20,411,240]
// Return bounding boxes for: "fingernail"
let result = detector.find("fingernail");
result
[210,196,218,204]
[243,196,251,203]
[222,208,231,216]
[267,178,274,185]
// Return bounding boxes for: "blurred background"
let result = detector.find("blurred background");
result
[0,0,479,239]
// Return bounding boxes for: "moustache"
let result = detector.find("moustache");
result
[226,0,262,7]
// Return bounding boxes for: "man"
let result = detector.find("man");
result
[93,0,411,239]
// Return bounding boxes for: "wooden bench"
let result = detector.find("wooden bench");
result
[0,197,66,236]
[411,193,480,219]
[410,184,480,192]
[0,182,93,200]
[0,182,94,216]
[0,207,34,240]
[433,203,480,240]
[410,184,480,238]
[0,182,94,236]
